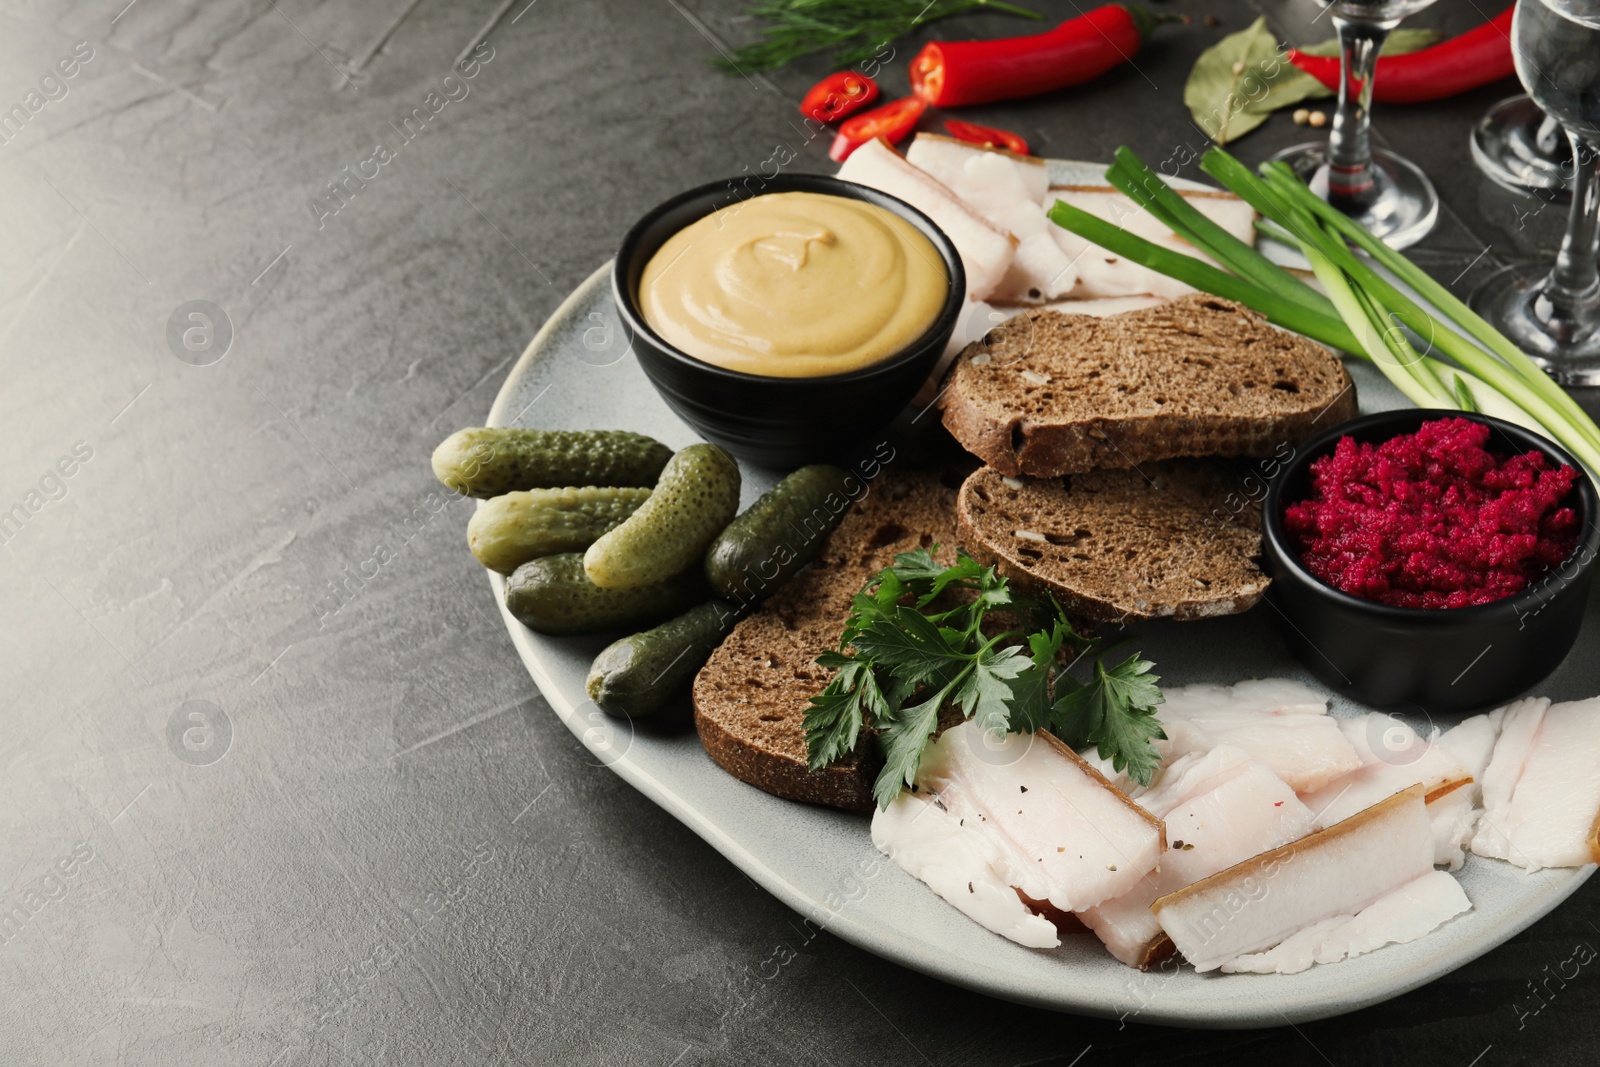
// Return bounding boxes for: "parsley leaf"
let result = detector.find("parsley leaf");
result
[1051,654,1167,786]
[873,682,952,811]
[804,548,1167,809]
[951,642,1030,732]
[851,609,967,685]
[1004,623,1069,734]
[804,657,882,770]
[886,546,948,586]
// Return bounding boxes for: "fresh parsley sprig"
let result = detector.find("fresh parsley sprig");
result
[803,546,1166,810]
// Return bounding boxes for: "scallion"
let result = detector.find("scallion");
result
[1043,144,1600,477]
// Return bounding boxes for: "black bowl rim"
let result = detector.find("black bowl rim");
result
[1261,407,1600,624]
[611,173,967,387]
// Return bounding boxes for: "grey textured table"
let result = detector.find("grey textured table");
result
[2,0,1594,1063]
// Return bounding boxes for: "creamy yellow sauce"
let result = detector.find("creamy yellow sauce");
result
[639,191,948,378]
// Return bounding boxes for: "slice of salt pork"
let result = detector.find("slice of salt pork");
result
[1471,696,1600,869]
[1221,870,1470,975]
[1298,713,1476,869]
[1437,711,1501,789]
[871,792,1062,948]
[913,721,1165,914]
[1044,186,1256,301]
[836,138,1016,300]
[1430,712,1503,869]
[1152,784,1435,972]
[1077,745,1316,968]
[1129,678,1363,795]
[905,135,1077,302]
[905,133,1051,202]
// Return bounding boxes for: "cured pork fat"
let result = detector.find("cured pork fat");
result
[1471,697,1600,869]
[1152,785,1435,971]
[1078,746,1316,967]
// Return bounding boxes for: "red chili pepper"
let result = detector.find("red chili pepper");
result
[943,119,1029,155]
[910,4,1181,109]
[1288,6,1515,104]
[798,71,880,124]
[829,96,926,162]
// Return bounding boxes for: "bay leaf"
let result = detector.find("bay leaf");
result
[1185,22,1447,145]
[1185,17,1326,145]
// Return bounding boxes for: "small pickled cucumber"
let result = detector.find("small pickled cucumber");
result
[432,427,672,499]
[505,553,706,636]
[584,444,741,591]
[705,464,852,602]
[585,600,742,719]
[468,487,651,575]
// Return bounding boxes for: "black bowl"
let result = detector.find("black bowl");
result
[1260,409,1599,714]
[612,174,965,469]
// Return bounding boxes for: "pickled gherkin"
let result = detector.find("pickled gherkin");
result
[469,487,650,575]
[585,600,741,718]
[584,444,741,591]
[432,427,672,499]
[705,464,851,603]
[504,553,705,636]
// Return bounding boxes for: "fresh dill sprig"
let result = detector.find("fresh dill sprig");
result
[713,0,1041,75]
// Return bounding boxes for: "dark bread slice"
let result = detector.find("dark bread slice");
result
[939,294,1356,476]
[693,469,961,812]
[956,462,1268,622]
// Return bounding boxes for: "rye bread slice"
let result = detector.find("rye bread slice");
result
[956,462,1268,622]
[693,469,961,812]
[940,294,1356,476]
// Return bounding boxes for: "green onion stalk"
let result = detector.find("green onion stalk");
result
[1046,145,1600,475]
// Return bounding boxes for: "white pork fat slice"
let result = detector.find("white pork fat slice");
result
[905,137,1076,301]
[1044,186,1256,300]
[871,792,1060,948]
[1437,712,1501,795]
[1470,696,1600,869]
[1310,870,1471,964]
[915,722,1166,913]
[1428,785,1478,872]
[1077,745,1316,968]
[836,138,1015,300]
[1222,871,1471,974]
[996,232,1081,303]
[1152,784,1435,972]
[1298,712,1475,867]
[1429,712,1502,870]
[905,133,1051,202]
[1152,678,1362,793]
[1219,915,1350,975]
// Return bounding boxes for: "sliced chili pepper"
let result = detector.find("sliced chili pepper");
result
[910,4,1182,109]
[943,119,1029,155]
[829,96,927,162]
[798,71,880,124]
[1288,6,1515,104]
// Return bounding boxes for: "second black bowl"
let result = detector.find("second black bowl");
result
[612,174,966,469]
[1260,409,1599,714]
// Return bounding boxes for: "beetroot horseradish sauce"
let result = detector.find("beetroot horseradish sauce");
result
[1284,417,1580,610]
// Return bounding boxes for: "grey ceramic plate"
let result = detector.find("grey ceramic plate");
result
[482,163,1598,1028]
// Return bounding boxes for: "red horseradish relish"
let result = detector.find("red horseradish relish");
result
[1284,417,1580,610]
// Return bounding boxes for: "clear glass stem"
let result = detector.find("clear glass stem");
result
[1542,133,1600,324]
[1326,14,1398,211]
[1536,114,1567,157]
